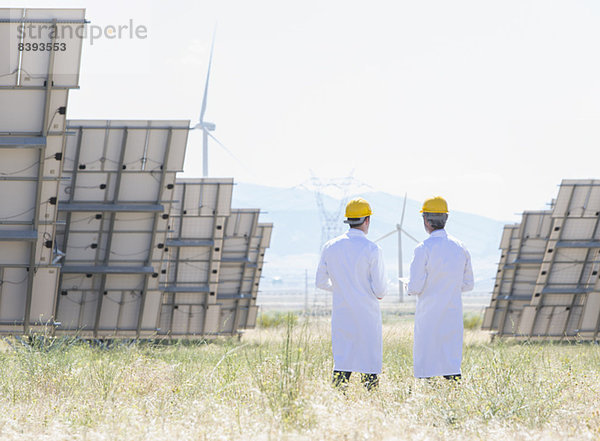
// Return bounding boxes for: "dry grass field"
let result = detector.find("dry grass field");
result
[0,314,599,440]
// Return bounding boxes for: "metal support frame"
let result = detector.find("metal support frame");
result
[566,249,600,336]
[245,224,272,329]
[250,228,269,300]
[496,227,524,336]
[136,129,172,336]
[166,239,214,247]
[572,249,600,337]
[525,189,573,337]
[0,137,46,147]
[54,127,83,324]
[58,203,164,212]
[63,265,154,274]
[486,226,518,332]
[166,181,186,335]
[162,285,209,293]
[248,247,261,301]
[229,211,259,334]
[594,284,600,341]
[498,213,551,336]
[0,18,87,24]
[569,186,600,336]
[23,20,58,333]
[202,183,222,335]
[93,128,128,335]
[159,180,234,337]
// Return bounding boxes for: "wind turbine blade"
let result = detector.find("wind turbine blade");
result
[206,132,259,180]
[206,132,260,179]
[374,229,398,243]
[199,27,216,124]
[400,227,420,243]
[206,131,238,159]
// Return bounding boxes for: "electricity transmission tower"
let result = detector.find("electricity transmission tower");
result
[305,172,358,248]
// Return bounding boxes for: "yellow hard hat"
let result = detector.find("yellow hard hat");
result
[345,197,373,218]
[420,196,448,213]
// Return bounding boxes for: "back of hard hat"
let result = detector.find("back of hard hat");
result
[420,196,448,213]
[345,198,373,218]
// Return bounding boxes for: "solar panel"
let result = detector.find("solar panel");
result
[482,224,519,331]
[0,8,85,88]
[217,214,273,333]
[243,223,273,329]
[483,212,553,336]
[0,8,84,334]
[517,180,600,338]
[54,120,188,337]
[215,209,260,334]
[157,181,272,338]
[0,8,84,133]
[485,179,600,340]
[158,179,234,337]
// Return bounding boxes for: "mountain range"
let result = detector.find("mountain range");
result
[232,182,508,294]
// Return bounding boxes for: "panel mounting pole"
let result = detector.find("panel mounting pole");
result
[136,128,173,336]
[94,128,128,337]
[24,19,58,333]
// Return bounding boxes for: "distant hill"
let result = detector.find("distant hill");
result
[232,182,507,294]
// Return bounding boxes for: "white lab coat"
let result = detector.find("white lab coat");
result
[316,228,387,374]
[407,229,474,378]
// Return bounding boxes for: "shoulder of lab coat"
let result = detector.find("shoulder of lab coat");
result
[407,241,427,296]
[315,238,334,291]
[369,243,387,299]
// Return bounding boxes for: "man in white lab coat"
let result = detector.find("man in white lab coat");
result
[407,196,474,380]
[316,197,387,390]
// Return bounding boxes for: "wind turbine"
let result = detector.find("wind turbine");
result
[192,29,233,177]
[375,193,420,302]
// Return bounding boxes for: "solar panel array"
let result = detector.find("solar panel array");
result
[0,8,85,333]
[481,212,552,336]
[217,210,272,334]
[483,179,600,340]
[0,8,272,338]
[158,179,233,337]
[157,183,273,337]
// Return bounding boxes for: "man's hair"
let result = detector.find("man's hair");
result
[423,212,448,230]
[346,215,369,228]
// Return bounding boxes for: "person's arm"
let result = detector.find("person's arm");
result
[315,250,333,292]
[407,244,427,296]
[461,248,474,292]
[369,245,387,299]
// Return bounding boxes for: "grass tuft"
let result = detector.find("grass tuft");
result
[463,312,483,330]
[0,319,598,440]
[256,310,299,328]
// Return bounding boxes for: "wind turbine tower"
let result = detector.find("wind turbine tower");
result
[375,194,420,302]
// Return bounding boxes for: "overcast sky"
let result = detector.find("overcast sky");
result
[9,0,600,221]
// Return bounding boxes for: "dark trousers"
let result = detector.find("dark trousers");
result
[333,370,379,390]
[443,374,461,381]
[423,374,462,381]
